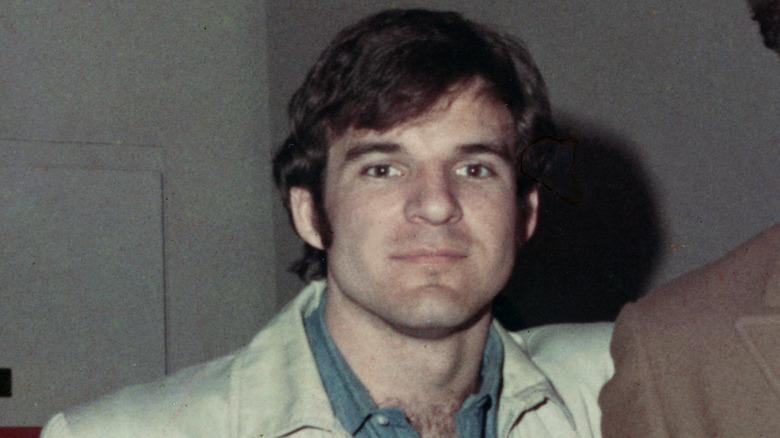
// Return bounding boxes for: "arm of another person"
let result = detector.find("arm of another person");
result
[599,303,668,438]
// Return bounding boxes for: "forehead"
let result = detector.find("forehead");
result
[328,81,515,156]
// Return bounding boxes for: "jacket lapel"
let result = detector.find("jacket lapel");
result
[232,281,346,438]
[736,315,780,399]
[735,233,780,399]
[763,243,780,308]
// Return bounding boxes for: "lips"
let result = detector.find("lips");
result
[389,249,468,264]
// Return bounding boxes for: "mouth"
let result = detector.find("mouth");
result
[389,249,468,264]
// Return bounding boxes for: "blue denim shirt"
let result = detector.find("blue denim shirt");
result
[304,291,503,437]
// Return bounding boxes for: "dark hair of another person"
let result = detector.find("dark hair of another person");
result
[750,0,780,51]
[273,8,555,281]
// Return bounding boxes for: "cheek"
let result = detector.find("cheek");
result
[325,187,390,242]
[467,189,518,235]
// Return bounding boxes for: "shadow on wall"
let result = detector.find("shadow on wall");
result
[494,117,663,330]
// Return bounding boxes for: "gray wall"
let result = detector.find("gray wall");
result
[1,0,778,426]
[1,1,274,425]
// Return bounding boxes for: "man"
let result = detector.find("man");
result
[42,9,612,438]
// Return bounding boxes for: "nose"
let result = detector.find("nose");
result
[404,169,462,225]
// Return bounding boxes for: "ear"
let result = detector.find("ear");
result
[519,188,539,244]
[290,187,325,250]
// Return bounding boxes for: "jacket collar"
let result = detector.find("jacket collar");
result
[230,281,574,437]
[232,281,344,437]
[762,225,780,307]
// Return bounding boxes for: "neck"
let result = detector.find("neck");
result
[324,292,493,412]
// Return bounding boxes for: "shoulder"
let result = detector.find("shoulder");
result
[518,322,615,385]
[506,323,614,435]
[44,353,238,438]
[622,224,780,327]
[652,224,779,305]
[42,283,326,438]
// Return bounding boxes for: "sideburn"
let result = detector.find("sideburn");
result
[313,195,334,249]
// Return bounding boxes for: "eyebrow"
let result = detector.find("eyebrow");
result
[343,142,402,163]
[457,142,512,162]
[341,141,512,163]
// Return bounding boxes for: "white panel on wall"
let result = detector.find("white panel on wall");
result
[1,0,276,379]
[0,142,165,426]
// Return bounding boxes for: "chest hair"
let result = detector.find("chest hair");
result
[380,397,465,438]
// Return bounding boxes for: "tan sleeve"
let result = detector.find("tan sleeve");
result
[599,303,668,438]
[40,413,74,438]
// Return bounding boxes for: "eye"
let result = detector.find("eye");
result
[455,163,494,178]
[362,164,404,178]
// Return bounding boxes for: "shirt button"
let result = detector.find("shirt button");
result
[374,414,390,426]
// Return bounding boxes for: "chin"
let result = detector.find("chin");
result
[385,297,493,339]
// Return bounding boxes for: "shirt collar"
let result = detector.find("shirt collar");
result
[304,288,504,436]
[303,290,376,434]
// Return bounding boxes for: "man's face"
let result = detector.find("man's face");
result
[292,80,537,337]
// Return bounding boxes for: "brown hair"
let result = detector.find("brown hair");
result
[273,8,555,281]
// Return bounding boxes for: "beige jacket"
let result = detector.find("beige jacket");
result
[600,224,780,437]
[43,281,613,438]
